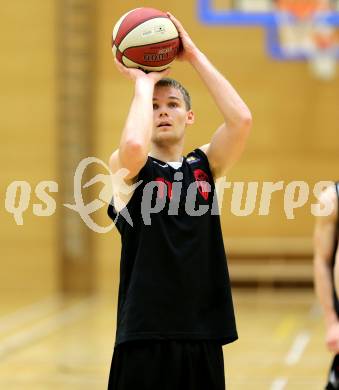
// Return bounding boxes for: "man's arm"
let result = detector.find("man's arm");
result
[168,13,252,178]
[108,60,169,182]
[334,184,339,295]
[313,185,339,352]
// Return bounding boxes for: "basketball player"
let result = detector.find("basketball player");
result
[107,12,252,390]
[314,182,339,389]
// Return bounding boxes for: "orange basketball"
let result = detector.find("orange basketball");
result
[112,8,180,72]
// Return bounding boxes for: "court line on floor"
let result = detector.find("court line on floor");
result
[0,297,95,359]
[270,303,315,389]
[269,330,310,389]
[270,377,288,390]
[0,295,61,334]
[285,331,310,366]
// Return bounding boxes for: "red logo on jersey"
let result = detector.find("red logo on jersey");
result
[155,178,173,199]
[193,169,210,201]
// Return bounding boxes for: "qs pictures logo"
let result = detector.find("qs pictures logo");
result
[4,157,140,233]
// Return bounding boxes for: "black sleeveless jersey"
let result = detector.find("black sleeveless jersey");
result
[107,148,238,347]
[332,182,339,315]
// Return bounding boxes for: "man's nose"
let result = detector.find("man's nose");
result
[159,107,169,116]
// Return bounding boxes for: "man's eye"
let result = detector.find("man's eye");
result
[153,104,158,110]
[169,102,178,107]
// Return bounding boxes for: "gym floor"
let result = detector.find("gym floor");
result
[0,288,330,389]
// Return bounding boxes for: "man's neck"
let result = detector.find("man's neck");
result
[149,144,184,163]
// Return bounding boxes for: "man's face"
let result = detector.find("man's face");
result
[152,86,194,146]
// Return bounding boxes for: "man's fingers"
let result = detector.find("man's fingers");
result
[114,59,141,79]
[327,338,339,352]
[167,12,177,24]
[167,12,183,32]
[160,68,171,78]
[115,57,170,82]
[155,68,171,82]
[114,58,126,73]
[114,59,131,75]
[147,67,170,82]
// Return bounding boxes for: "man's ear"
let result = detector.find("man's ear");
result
[186,110,195,125]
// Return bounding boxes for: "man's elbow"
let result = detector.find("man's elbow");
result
[120,139,147,160]
[119,141,148,173]
[239,109,252,132]
[121,138,143,152]
[231,110,252,142]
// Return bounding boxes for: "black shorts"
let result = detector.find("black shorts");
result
[108,339,226,390]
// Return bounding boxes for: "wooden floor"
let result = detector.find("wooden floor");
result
[0,288,332,389]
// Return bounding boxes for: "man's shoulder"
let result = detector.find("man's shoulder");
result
[320,184,337,203]
[317,183,338,222]
[186,145,209,162]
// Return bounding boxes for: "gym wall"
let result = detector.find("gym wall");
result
[1,0,338,294]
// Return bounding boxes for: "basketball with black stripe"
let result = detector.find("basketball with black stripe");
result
[112,8,180,72]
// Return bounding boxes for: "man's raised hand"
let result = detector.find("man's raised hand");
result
[114,58,170,84]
